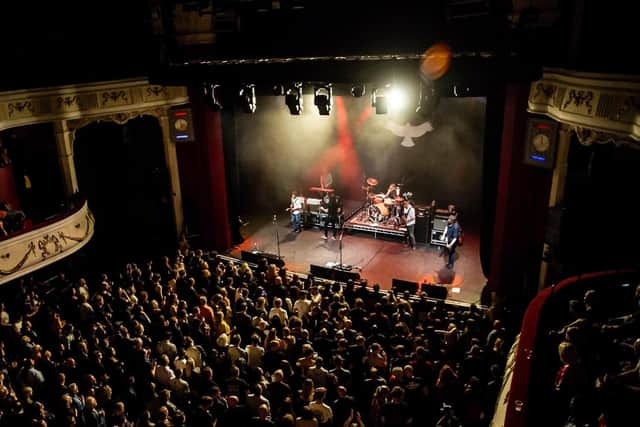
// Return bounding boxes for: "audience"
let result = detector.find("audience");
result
[543,284,640,426]
[0,247,509,426]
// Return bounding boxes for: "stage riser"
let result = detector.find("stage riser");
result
[343,223,406,238]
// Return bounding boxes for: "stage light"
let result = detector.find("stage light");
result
[351,84,366,97]
[371,88,388,114]
[239,84,257,113]
[453,85,471,97]
[313,85,332,115]
[416,80,439,118]
[285,83,303,115]
[272,84,285,96]
[388,87,408,111]
[203,82,222,111]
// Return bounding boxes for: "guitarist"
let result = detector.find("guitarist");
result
[441,215,461,269]
[287,191,304,233]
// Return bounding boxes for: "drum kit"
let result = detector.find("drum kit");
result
[362,177,409,225]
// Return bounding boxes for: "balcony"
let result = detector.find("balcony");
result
[0,200,94,285]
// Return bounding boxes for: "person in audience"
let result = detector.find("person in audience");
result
[0,247,508,427]
[0,201,26,236]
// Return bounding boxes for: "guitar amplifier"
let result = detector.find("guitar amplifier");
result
[305,198,322,214]
[415,213,429,244]
[430,214,448,246]
[307,211,328,227]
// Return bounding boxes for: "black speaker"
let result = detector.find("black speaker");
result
[421,283,448,299]
[392,278,418,294]
[241,250,285,268]
[415,214,429,244]
[310,264,360,282]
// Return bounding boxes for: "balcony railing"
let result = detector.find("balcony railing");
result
[0,200,94,285]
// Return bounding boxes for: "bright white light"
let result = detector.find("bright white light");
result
[388,87,408,111]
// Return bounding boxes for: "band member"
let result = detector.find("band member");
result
[287,192,304,233]
[385,184,402,217]
[403,199,416,249]
[385,183,401,198]
[320,192,342,240]
[441,214,461,268]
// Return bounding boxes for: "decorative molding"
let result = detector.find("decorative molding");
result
[528,68,640,143]
[66,106,169,135]
[0,201,94,285]
[572,126,639,149]
[0,78,189,132]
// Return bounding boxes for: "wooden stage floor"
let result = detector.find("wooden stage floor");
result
[228,213,487,305]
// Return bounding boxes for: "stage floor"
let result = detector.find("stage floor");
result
[229,211,487,305]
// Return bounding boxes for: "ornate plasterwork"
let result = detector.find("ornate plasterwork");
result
[0,79,188,132]
[66,107,169,134]
[0,201,94,285]
[528,68,640,144]
[572,126,639,149]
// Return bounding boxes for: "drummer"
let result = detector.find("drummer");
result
[385,184,402,217]
[385,183,401,199]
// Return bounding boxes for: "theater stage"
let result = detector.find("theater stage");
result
[228,212,486,305]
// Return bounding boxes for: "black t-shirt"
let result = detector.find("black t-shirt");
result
[321,196,341,217]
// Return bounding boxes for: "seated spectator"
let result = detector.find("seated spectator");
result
[0,201,26,236]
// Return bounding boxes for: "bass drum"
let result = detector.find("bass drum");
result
[368,203,389,222]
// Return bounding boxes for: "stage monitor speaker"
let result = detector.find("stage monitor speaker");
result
[415,214,429,244]
[241,250,285,268]
[310,264,361,282]
[421,283,448,300]
[392,278,418,294]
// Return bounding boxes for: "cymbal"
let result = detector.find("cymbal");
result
[309,186,335,193]
[366,177,378,186]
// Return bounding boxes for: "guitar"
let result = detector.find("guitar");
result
[286,197,303,215]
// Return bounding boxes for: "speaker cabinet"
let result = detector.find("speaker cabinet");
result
[392,278,419,294]
[241,250,285,268]
[415,213,429,244]
[430,214,448,246]
[421,283,448,299]
[310,264,361,282]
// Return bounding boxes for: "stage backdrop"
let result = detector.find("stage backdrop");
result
[235,92,486,226]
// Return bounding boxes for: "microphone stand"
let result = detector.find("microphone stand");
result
[334,217,361,272]
[273,214,281,260]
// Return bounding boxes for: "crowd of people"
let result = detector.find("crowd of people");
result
[0,246,511,426]
[546,284,640,426]
[0,201,26,237]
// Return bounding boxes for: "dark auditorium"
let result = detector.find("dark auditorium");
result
[0,2,639,426]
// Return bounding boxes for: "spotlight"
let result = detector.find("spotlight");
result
[239,84,256,113]
[285,83,303,115]
[203,82,222,111]
[313,85,332,115]
[272,84,285,96]
[416,80,439,118]
[372,87,388,114]
[388,87,408,111]
[453,85,471,97]
[351,84,366,97]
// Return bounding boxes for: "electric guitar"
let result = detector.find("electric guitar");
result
[286,198,303,215]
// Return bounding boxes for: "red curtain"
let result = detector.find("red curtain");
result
[0,166,20,209]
